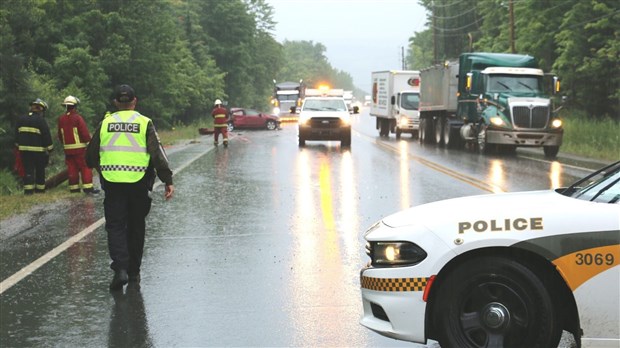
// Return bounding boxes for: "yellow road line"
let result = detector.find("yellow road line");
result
[358,131,504,193]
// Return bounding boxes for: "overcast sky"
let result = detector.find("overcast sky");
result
[266,0,428,93]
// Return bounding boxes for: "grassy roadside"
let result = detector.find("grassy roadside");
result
[0,115,617,221]
[560,114,619,162]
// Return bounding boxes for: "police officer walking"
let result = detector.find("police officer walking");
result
[14,98,54,194]
[86,84,174,291]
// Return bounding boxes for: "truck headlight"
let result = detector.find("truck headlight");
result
[551,118,562,128]
[340,115,351,125]
[490,116,505,127]
[399,116,408,127]
[367,241,427,267]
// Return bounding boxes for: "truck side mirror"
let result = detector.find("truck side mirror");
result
[466,72,473,92]
[390,96,395,105]
[290,106,296,114]
[353,106,359,114]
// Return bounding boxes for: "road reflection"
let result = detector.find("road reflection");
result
[290,148,361,344]
[489,159,505,193]
[549,161,563,189]
[399,141,411,209]
[108,285,152,348]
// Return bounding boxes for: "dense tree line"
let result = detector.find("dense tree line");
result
[408,0,619,120]
[275,40,358,94]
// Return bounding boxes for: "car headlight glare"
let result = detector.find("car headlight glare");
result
[340,116,351,125]
[369,241,427,266]
[551,118,562,128]
[273,107,281,115]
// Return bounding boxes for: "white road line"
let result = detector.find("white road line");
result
[0,143,211,295]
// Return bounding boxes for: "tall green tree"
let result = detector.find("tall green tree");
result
[554,0,619,119]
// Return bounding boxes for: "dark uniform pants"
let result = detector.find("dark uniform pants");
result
[103,179,152,276]
[21,151,48,194]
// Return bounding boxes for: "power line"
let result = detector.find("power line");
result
[562,9,620,30]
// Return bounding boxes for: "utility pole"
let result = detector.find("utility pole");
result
[432,2,438,64]
[401,46,406,70]
[509,0,515,53]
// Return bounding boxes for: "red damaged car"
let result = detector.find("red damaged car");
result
[228,108,280,131]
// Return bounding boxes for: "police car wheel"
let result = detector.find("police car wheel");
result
[432,256,561,348]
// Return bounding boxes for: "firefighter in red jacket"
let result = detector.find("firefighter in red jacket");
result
[15,98,54,194]
[211,99,229,146]
[57,95,98,193]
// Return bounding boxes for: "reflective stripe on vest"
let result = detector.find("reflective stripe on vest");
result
[18,126,41,134]
[214,113,228,127]
[61,128,87,150]
[99,111,150,183]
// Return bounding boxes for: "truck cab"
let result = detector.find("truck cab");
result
[393,90,420,139]
[419,53,564,158]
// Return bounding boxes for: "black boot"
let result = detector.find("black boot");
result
[109,269,128,291]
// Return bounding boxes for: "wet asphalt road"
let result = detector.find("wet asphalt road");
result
[0,108,602,347]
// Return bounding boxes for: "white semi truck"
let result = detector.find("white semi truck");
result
[370,70,421,138]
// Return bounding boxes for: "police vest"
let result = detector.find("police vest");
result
[99,111,151,183]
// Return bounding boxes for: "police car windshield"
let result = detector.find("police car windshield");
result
[562,161,620,204]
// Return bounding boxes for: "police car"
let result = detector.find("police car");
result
[360,161,620,348]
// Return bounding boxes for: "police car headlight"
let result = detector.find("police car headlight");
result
[367,241,427,267]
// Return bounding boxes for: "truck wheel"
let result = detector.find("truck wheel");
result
[434,117,444,145]
[298,136,305,147]
[395,129,401,139]
[419,119,426,143]
[381,119,391,137]
[432,256,561,348]
[443,118,454,147]
[543,146,559,158]
[420,118,433,144]
[477,126,490,154]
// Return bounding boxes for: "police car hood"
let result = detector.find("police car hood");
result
[382,189,559,229]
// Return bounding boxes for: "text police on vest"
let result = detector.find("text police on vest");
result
[107,123,140,133]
